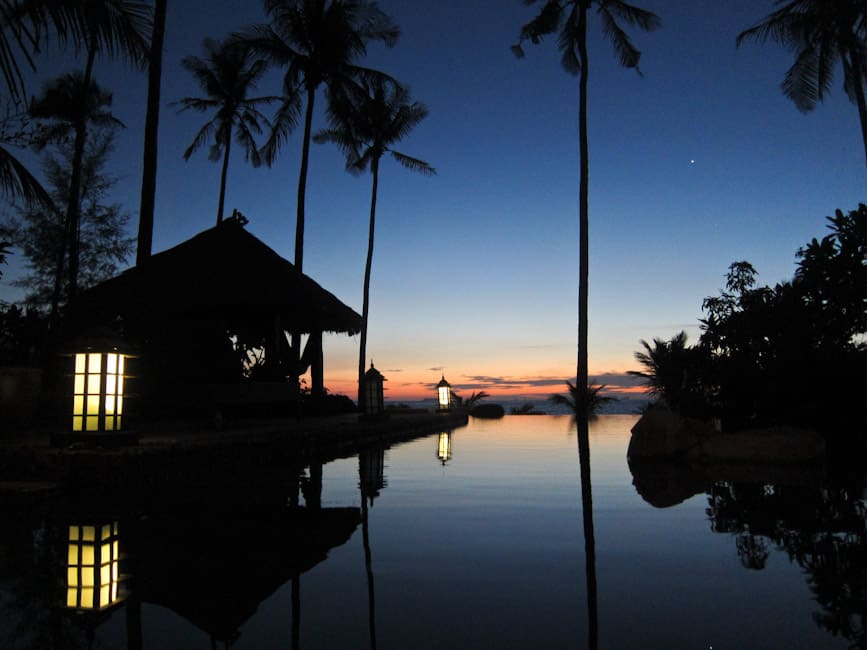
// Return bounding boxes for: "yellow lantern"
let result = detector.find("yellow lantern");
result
[71,348,128,433]
[66,522,122,611]
[436,375,452,410]
[436,431,452,465]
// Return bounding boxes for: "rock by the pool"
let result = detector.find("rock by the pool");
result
[628,406,716,459]
[471,403,505,419]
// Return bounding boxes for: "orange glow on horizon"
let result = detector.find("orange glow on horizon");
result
[321,369,648,403]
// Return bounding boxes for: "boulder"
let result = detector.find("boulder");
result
[628,407,715,459]
[470,403,505,419]
[689,426,825,463]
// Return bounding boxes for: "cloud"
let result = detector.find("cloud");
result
[427,366,444,372]
[386,368,403,373]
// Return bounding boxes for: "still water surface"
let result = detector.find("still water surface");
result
[1,415,863,649]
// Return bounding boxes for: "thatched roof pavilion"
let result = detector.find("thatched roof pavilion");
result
[72,214,360,408]
[77,214,360,335]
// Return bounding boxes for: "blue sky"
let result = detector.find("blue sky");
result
[1,0,864,399]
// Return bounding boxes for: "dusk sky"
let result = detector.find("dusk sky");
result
[0,1,864,401]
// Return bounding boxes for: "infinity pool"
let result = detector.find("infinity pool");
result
[1,414,860,649]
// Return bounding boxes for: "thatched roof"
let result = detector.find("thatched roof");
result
[75,216,361,335]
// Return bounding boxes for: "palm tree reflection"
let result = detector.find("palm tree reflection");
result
[576,416,598,650]
[359,447,387,650]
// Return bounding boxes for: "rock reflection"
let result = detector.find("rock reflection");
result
[630,458,867,647]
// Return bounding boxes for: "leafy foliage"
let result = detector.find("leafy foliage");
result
[549,381,617,418]
[5,128,133,306]
[0,302,46,365]
[632,204,867,432]
[737,0,867,167]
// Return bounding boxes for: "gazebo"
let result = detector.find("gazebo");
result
[71,213,361,416]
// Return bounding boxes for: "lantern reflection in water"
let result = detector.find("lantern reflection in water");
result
[437,431,452,465]
[66,522,121,610]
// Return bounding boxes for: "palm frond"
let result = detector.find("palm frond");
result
[390,150,435,175]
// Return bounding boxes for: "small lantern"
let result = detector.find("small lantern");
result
[436,375,452,410]
[70,342,129,433]
[66,522,122,611]
[362,362,386,416]
[436,431,452,465]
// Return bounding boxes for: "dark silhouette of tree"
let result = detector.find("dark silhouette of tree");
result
[0,0,150,207]
[315,78,433,406]
[628,331,711,416]
[549,380,616,418]
[794,205,867,349]
[136,0,165,265]
[738,1,867,170]
[175,38,276,224]
[0,238,9,280]
[237,0,399,274]
[8,128,133,306]
[513,0,659,414]
[29,72,123,315]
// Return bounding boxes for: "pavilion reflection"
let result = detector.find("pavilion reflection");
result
[0,464,362,650]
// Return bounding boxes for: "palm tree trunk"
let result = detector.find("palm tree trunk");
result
[576,9,598,646]
[295,85,315,273]
[136,0,167,265]
[844,48,867,171]
[358,158,379,407]
[290,85,316,386]
[576,2,590,409]
[217,133,231,224]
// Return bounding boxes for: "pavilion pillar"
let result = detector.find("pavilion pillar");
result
[310,330,324,397]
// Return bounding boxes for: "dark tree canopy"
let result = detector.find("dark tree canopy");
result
[6,127,133,307]
[631,204,867,432]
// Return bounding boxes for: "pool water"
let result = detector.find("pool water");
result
[1,414,862,649]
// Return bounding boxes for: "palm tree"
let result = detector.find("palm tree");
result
[29,72,123,314]
[0,0,149,210]
[175,38,276,224]
[549,380,616,418]
[513,0,659,415]
[236,0,399,273]
[315,78,433,406]
[136,0,165,265]
[738,1,867,169]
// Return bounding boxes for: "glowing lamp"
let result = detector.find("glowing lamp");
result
[436,375,452,410]
[436,431,452,465]
[66,522,122,610]
[362,363,386,416]
[71,347,128,433]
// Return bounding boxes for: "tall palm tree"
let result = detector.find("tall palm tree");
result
[0,0,150,207]
[175,38,276,224]
[738,1,867,170]
[29,72,123,314]
[136,0,164,265]
[237,0,399,273]
[514,0,659,415]
[315,78,433,406]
